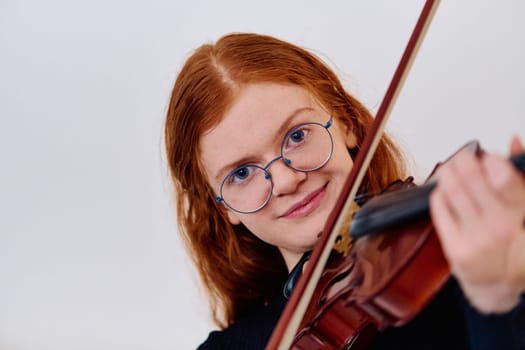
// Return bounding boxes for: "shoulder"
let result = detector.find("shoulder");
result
[197,292,287,350]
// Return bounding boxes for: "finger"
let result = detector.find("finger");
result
[439,150,490,225]
[429,185,461,249]
[510,135,525,155]
[482,153,525,208]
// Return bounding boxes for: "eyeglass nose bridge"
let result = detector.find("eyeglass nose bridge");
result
[262,155,292,179]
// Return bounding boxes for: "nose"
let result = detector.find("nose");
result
[267,159,307,196]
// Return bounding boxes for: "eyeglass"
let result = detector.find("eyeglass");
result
[215,117,334,214]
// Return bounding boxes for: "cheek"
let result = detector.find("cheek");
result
[329,131,355,174]
[236,215,272,241]
[332,146,354,176]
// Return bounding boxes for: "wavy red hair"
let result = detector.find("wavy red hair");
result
[164,33,406,328]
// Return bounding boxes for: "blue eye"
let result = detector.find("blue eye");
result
[226,165,255,186]
[285,127,310,150]
[233,167,249,180]
[290,130,305,143]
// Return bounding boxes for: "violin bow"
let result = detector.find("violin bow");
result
[266,1,441,349]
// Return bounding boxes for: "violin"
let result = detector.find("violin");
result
[266,1,525,349]
[291,142,525,349]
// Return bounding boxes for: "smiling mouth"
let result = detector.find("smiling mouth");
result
[280,184,327,218]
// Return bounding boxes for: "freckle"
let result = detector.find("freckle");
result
[317,231,322,238]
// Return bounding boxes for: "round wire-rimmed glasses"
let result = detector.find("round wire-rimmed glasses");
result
[215,117,334,214]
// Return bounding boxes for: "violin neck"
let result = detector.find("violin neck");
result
[350,152,525,238]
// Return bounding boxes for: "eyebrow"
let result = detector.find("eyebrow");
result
[214,107,315,183]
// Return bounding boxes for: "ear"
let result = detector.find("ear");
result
[226,209,242,225]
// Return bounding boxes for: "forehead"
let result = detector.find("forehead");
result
[199,83,326,184]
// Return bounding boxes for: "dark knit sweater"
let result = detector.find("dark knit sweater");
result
[197,279,525,350]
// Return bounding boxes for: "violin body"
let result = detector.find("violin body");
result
[292,178,450,350]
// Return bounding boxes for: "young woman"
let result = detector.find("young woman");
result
[164,33,525,349]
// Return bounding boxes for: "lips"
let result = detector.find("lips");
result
[280,184,327,218]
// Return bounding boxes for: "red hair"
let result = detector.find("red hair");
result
[164,33,406,328]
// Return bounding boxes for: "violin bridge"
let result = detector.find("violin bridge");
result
[333,201,360,256]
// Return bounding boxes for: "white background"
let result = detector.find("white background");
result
[1,1,524,349]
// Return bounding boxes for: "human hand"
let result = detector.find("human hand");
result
[429,136,525,313]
